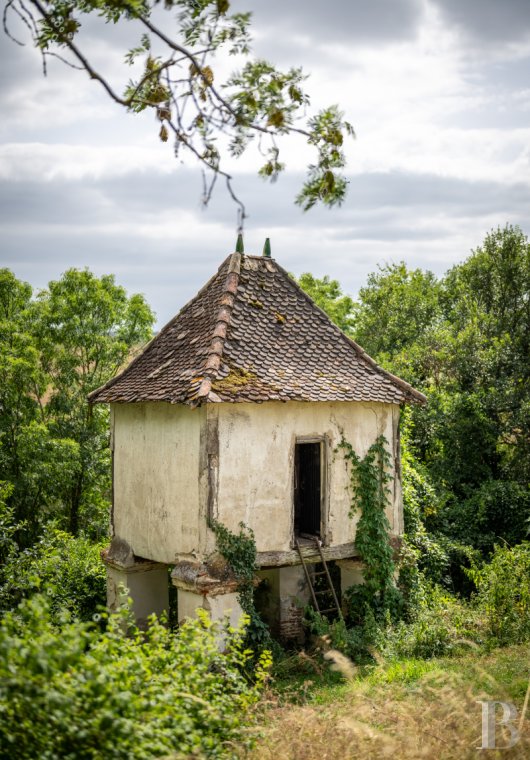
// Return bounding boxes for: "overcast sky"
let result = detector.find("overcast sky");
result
[1,0,530,327]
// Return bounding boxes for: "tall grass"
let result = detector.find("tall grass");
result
[247,645,530,759]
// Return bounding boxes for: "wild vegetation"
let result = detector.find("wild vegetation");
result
[0,223,529,757]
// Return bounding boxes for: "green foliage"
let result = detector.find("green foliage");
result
[380,584,484,660]
[211,520,272,651]
[296,272,355,334]
[338,435,397,606]
[0,482,18,566]
[469,542,530,646]
[295,106,354,210]
[0,267,154,543]
[0,527,106,622]
[0,594,269,759]
[444,480,530,554]
[351,262,442,370]
[6,0,354,211]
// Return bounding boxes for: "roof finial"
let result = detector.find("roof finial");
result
[236,232,244,254]
[263,237,271,258]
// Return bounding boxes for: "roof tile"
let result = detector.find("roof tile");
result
[89,253,426,406]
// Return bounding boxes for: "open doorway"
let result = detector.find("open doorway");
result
[294,441,323,538]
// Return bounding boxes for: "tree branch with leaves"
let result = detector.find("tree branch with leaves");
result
[4,0,355,218]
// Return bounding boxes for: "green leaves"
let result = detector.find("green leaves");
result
[0,594,268,758]
[339,435,399,619]
[6,0,354,210]
[469,542,530,646]
[0,527,106,621]
[295,106,354,210]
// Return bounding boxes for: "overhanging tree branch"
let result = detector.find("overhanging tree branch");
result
[4,0,355,214]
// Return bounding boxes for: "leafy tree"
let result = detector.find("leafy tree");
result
[4,0,354,214]
[32,268,155,535]
[0,271,78,540]
[351,262,442,371]
[296,272,355,334]
[442,224,530,481]
[0,268,155,541]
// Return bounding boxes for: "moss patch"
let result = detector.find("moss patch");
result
[212,366,257,392]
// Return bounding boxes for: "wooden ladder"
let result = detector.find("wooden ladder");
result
[295,537,344,621]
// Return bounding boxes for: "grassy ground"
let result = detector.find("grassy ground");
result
[243,644,530,759]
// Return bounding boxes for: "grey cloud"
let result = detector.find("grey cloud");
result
[234,0,424,45]
[2,167,529,326]
[431,0,530,44]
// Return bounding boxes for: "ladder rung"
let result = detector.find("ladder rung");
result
[320,608,338,614]
[313,571,327,577]
[315,589,331,595]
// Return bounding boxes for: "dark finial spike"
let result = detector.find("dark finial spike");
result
[236,232,244,254]
[263,237,271,258]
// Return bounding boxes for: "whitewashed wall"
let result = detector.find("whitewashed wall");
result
[112,402,204,564]
[213,401,402,554]
[111,400,402,564]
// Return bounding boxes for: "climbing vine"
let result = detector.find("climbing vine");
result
[210,520,272,651]
[338,435,401,621]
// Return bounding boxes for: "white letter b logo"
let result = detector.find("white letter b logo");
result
[477,700,519,749]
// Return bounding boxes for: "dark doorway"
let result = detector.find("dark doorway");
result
[294,442,322,538]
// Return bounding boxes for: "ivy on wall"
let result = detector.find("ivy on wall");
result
[337,435,401,620]
[210,520,272,652]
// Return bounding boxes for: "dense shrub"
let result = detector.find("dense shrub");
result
[469,541,530,646]
[0,595,270,760]
[304,605,379,663]
[0,527,106,621]
[380,585,484,660]
[450,481,530,553]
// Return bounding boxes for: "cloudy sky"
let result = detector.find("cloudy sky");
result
[1,0,530,327]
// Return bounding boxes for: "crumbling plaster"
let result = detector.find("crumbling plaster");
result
[111,399,402,565]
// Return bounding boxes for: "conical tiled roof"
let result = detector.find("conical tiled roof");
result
[89,252,426,406]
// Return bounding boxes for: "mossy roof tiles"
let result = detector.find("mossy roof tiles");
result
[89,253,426,406]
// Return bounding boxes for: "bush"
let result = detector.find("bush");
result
[380,584,484,660]
[304,605,382,664]
[0,527,106,621]
[470,541,530,646]
[454,481,530,553]
[0,595,270,760]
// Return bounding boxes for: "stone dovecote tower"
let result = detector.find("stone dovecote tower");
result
[89,245,425,635]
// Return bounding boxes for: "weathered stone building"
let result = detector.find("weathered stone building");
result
[89,245,425,635]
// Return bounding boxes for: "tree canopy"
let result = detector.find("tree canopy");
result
[0,268,154,542]
[4,0,354,216]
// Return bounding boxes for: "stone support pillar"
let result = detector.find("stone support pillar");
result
[336,558,365,617]
[337,558,364,594]
[171,555,244,637]
[102,538,169,629]
[256,564,311,641]
[177,588,243,630]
